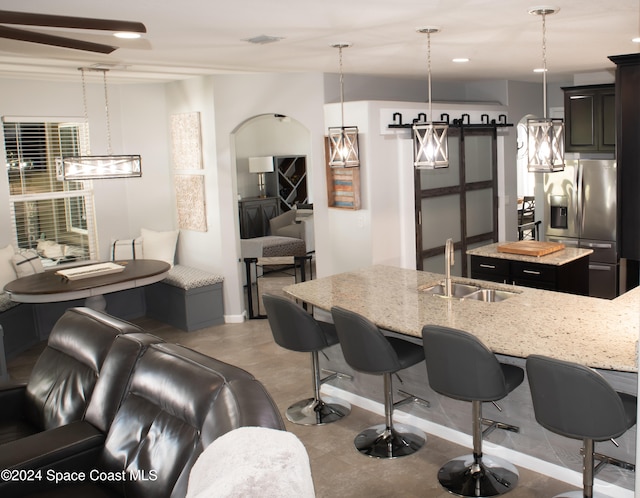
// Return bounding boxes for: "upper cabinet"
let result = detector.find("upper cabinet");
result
[563,84,615,153]
[609,54,640,261]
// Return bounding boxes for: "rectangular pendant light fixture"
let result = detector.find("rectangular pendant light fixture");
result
[328,43,360,168]
[58,67,142,180]
[413,122,449,169]
[527,8,564,173]
[526,117,565,172]
[328,126,360,168]
[57,155,142,180]
[413,27,449,170]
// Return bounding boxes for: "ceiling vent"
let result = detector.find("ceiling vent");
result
[244,34,283,45]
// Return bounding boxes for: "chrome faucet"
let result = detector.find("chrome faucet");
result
[444,238,454,298]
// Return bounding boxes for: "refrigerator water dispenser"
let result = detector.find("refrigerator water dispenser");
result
[550,195,568,229]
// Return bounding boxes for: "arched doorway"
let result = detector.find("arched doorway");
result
[231,113,313,317]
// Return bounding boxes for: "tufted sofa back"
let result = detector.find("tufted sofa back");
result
[96,342,285,498]
[24,307,144,431]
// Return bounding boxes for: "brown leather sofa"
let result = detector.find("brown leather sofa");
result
[0,308,285,497]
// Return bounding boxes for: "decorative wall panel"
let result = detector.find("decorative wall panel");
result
[170,112,203,170]
[175,174,207,232]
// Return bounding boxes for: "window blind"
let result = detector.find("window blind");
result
[3,119,98,265]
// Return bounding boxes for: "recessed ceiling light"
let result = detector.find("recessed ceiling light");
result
[114,32,142,39]
[633,36,640,43]
[533,68,548,73]
[452,58,469,63]
[244,35,284,45]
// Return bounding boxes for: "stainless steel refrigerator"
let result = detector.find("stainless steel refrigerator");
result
[544,159,618,299]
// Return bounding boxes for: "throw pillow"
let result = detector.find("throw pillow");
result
[36,239,66,259]
[140,228,179,267]
[0,244,17,290]
[12,249,45,278]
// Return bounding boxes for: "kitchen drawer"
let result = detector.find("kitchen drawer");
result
[510,261,556,283]
[512,277,557,291]
[470,256,510,277]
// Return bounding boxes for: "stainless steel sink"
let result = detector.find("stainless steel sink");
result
[463,289,516,302]
[422,283,480,298]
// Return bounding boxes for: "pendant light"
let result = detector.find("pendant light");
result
[328,43,360,168]
[527,8,564,173]
[413,27,448,169]
[57,68,141,180]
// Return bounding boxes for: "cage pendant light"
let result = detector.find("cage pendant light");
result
[328,43,360,168]
[413,27,448,169]
[58,68,142,180]
[527,8,564,173]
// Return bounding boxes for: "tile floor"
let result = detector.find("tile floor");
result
[8,315,579,497]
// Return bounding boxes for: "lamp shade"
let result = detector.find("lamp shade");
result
[249,156,274,173]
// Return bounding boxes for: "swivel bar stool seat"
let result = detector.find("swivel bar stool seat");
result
[422,325,524,497]
[331,306,426,459]
[526,354,637,498]
[263,294,350,425]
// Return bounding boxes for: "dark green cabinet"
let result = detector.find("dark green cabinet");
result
[470,255,589,295]
[563,84,615,153]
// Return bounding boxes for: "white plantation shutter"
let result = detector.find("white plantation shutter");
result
[3,117,98,265]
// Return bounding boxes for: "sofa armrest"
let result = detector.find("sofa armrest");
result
[0,383,27,421]
[275,223,303,240]
[300,216,314,252]
[0,421,104,472]
[0,421,104,497]
[269,210,296,234]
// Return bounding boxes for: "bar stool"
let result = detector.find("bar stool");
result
[262,294,350,425]
[526,355,637,498]
[331,306,426,459]
[422,325,524,496]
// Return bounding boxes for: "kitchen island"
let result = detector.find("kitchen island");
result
[283,265,639,495]
[467,242,593,294]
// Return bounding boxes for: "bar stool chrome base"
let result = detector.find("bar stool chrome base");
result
[354,423,425,459]
[286,395,350,426]
[437,453,519,497]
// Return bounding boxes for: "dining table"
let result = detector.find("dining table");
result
[3,259,170,311]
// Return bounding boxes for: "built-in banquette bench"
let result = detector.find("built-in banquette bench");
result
[145,264,225,332]
[1,230,225,373]
[0,264,225,381]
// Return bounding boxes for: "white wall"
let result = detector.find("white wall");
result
[320,100,512,277]
[165,73,326,321]
[0,77,173,261]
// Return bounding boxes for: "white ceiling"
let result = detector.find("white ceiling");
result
[0,0,638,83]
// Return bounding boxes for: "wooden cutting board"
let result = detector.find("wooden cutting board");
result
[497,240,565,257]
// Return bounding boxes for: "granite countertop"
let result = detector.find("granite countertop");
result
[283,265,640,372]
[466,242,593,265]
